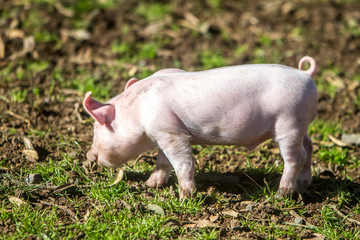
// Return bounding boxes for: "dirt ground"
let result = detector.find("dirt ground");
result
[1,0,360,238]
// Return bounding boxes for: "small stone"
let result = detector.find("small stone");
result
[294,217,306,225]
[25,173,43,184]
[341,134,360,146]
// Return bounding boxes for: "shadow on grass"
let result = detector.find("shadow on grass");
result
[303,173,360,204]
[123,168,360,204]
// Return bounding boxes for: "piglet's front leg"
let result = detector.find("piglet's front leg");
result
[145,150,173,188]
[156,133,195,199]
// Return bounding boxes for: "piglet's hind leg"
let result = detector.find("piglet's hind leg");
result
[296,135,313,192]
[276,137,306,198]
[274,116,309,198]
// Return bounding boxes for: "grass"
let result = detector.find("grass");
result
[1,200,176,239]
[308,119,342,141]
[135,2,172,22]
[0,154,209,239]
[1,122,359,239]
[199,49,228,69]
[317,205,360,239]
[318,147,348,167]
[10,88,27,103]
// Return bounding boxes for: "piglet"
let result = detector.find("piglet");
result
[83,56,318,199]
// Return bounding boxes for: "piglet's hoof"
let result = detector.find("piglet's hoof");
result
[145,171,168,188]
[275,187,298,200]
[179,185,196,200]
[145,179,159,188]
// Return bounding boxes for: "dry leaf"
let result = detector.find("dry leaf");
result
[0,35,4,59]
[328,134,347,147]
[9,196,27,206]
[143,20,165,35]
[347,81,360,91]
[5,29,25,39]
[84,209,91,222]
[0,167,10,172]
[269,147,280,154]
[183,223,196,228]
[209,214,219,222]
[323,71,345,89]
[23,137,38,162]
[184,12,200,26]
[128,65,138,76]
[157,49,173,58]
[23,149,39,162]
[9,36,35,60]
[308,233,326,240]
[23,136,34,149]
[222,209,239,218]
[55,1,74,17]
[193,219,219,228]
[60,29,91,41]
[108,169,124,186]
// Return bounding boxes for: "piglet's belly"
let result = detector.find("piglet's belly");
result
[188,122,275,150]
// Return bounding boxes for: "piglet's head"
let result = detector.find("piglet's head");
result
[83,92,121,167]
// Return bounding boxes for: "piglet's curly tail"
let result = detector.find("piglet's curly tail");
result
[298,56,317,77]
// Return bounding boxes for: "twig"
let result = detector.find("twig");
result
[52,183,75,194]
[0,167,11,172]
[263,178,272,195]
[74,103,83,123]
[329,204,360,226]
[280,222,318,230]
[243,172,262,188]
[6,110,31,128]
[278,206,302,211]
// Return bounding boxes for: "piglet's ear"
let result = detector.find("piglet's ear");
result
[83,92,115,126]
[124,78,138,90]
